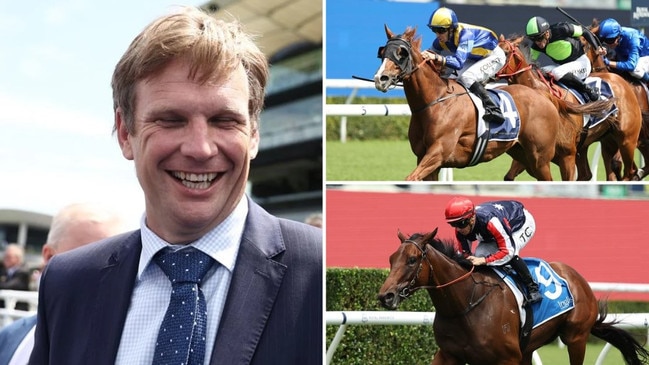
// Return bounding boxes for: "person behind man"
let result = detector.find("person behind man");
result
[0,244,30,292]
[444,197,542,304]
[30,6,322,365]
[304,212,322,228]
[524,16,600,102]
[596,18,649,83]
[0,202,127,365]
[423,7,506,123]
[0,244,31,310]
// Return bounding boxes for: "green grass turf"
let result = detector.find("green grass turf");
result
[535,341,629,364]
[325,139,645,181]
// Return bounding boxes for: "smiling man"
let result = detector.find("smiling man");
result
[29,6,322,365]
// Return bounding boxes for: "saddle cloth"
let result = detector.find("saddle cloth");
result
[563,76,618,129]
[466,86,521,166]
[491,257,575,329]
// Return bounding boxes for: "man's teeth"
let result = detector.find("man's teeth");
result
[172,171,217,189]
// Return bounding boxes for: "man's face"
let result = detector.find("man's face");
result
[116,58,258,244]
[3,246,21,269]
[432,27,451,43]
[531,31,549,49]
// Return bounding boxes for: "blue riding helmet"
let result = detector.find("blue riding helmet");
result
[598,18,621,41]
[428,7,458,31]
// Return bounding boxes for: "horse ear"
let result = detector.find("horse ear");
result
[384,24,394,39]
[397,229,406,243]
[431,227,438,237]
[499,34,505,42]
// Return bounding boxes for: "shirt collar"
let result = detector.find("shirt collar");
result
[137,195,249,279]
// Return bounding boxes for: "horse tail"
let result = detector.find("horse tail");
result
[557,97,616,118]
[590,301,649,365]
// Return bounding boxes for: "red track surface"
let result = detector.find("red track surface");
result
[326,189,649,301]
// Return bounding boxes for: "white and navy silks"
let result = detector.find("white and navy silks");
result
[455,200,535,266]
[428,23,506,88]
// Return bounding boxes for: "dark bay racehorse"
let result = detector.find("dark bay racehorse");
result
[378,229,649,365]
[497,35,642,181]
[373,25,558,181]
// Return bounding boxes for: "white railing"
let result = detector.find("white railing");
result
[326,281,649,365]
[325,78,630,182]
[325,311,649,365]
[0,290,38,328]
[326,78,455,181]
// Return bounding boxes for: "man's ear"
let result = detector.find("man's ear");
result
[115,107,134,160]
[248,123,260,160]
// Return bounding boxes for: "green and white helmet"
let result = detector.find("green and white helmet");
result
[526,16,550,38]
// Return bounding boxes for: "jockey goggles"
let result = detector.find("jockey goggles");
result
[528,33,545,42]
[449,218,471,229]
[429,25,449,34]
[601,36,618,45]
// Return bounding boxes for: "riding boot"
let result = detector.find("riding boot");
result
[469,82,505,123]
[508,255,542,304]
[558,73,599,102]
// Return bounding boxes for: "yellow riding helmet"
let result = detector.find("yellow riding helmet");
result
[428,7,458,30]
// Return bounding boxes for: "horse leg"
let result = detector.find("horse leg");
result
[609,151,623,181]
[575,148,593,181]
[602,135,637,180]
[555,154,577,181]
[504,144,527,180]
[563,337,589,365]
[634,137,649,180]
[504,160,525,181]
[406,145,444,181]
[520,353,534,365]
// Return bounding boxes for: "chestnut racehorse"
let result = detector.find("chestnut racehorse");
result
[585,20,649,180]
[497,36,641,181]
[373,25,557,181]
[378,229,649,365]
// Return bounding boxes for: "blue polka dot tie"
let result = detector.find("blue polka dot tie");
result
[152,247,215,365]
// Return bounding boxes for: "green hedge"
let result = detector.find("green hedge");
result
[326,96,410,141]
[326,268,439,365]
[326,268,649,365]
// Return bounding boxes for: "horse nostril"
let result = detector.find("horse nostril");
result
[379,292,394,305]
[379,75,390,82]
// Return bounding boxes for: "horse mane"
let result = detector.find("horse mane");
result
[409,232,473,269]
[399,26,423,52]
[507,34,536,65]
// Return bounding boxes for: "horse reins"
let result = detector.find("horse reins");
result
[496,40,564,99]
[495,40,532,80]
[399,239,475,298]
[380,37,468,114]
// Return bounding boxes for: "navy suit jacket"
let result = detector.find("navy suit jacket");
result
[29,200,322,364]
[0,315,37,365]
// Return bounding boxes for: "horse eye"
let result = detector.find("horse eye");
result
[398,47,409,59]
[407,256,417,265]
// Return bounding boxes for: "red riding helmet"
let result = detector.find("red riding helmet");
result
[445,197,475,222]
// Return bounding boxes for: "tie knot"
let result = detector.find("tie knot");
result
[154,247,214,284]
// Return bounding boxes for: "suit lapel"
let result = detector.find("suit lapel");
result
[86,231,141,363]
[210,201,286,364]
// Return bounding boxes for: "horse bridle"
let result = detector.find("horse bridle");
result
[496,40,563,98]
[495,40,532,80]
[376,37,467,113]
[399,239,501,317]
[398,239,474,299]
[377,37,424,84]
